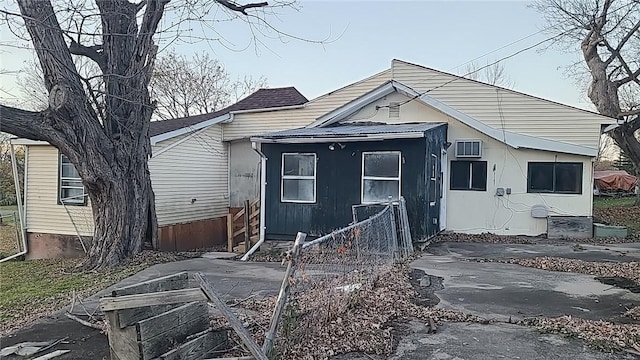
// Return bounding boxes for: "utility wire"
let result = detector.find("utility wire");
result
[383,31,569,110]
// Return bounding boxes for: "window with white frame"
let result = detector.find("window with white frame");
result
[59,154,86,205]
[281,153,316,203]
[362,151,401,203]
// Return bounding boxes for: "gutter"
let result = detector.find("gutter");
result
[241,140,267,261]
[230,104,306,116]
[1,140,28,262]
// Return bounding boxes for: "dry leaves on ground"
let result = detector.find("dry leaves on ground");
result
[482,257,640,287]
[521,316,640,352]
[436,232,537,244]
[210,266,481,360]
[625,307,640,321]
[436,232,638,245]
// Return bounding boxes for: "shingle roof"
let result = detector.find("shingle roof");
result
[149,87,308,137]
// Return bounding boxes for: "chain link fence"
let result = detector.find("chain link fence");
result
[276,199,414,356]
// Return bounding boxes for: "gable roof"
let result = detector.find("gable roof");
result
[149,87,307,140]
[391,59,611,119]
[308,80,600,157]
[253,122,446,143]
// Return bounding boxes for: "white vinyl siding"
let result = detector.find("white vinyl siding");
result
[149,124,228,226]
[390,60,615,149]
[25,145,94,236]
[223,70,391,141]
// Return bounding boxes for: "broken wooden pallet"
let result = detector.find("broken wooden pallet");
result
[100,272,228,360]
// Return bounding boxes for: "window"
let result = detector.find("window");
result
[362,152,401,203]
[281,153,316,203]
[450,161,487,191]
[527,162,583,194]
[59,154,86,205]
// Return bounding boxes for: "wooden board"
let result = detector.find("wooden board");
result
[158,217,227,251]
[154,329,228,360]
[547,216,593,239]
[107,310,141,360]
[110,273,195,328]
[137,302,208,341]
[101,289,207,312]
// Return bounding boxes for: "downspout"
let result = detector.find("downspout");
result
[241,140,266,261]
[1,140,28,262]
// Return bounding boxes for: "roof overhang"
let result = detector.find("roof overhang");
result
[252,131,426,144]
[150,113,230,145]
[10,138,50,146]
[307,80,598,157]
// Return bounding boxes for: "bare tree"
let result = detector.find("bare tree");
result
[151,50,266,120]
[463,62,514,88]
[533,0,640,203]
[0,0,295,269]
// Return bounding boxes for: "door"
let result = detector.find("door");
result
[427,152,441,236]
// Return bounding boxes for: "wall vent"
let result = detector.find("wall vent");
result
[389,102,400,118]
[454,140,482,158]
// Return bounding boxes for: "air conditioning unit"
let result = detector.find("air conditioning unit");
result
[455,140,482,158]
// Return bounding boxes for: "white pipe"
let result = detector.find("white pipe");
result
[241,141,267,261]
[1,140,28,262]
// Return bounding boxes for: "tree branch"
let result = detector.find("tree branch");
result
[68,39,106,71]
[621,109,640,118]
[215,0,268,15]
[615,67,640,86]
[0,105,49,142]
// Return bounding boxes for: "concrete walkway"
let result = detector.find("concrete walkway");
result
[406,241,640,359]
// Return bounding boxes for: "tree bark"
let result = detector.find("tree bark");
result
[0,0,165,269]
[579,5,640,205]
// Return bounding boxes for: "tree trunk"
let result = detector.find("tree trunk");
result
[84,153,157,269]
[0,0,166,269]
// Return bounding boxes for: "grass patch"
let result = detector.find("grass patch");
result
[0,223,20,258]
[0,258,145,333]
[0,205,18,211]
[593,196,636,209]
[0,250,202,335]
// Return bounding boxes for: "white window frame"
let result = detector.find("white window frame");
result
[59,153,86,205]
[280,152,317,203]
[361,151,402,204]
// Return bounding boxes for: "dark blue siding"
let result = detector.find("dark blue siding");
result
[262,124,447,241]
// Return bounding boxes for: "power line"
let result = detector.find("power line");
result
[387,31,569,110]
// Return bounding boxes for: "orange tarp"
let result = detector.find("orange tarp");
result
[594,170,637,192]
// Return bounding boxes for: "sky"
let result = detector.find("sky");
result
[0,0,594,110]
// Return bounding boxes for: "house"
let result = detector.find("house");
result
[247,59,617,242]
[13,58,619,259]
[11,87,308,258]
